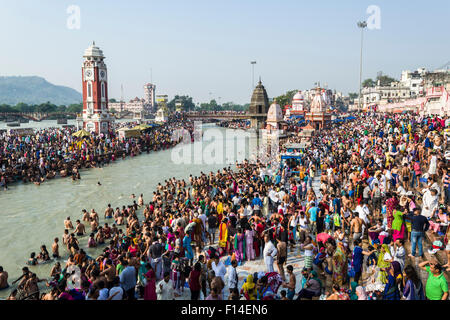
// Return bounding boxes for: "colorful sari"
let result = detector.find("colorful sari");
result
[376,244,391,284]
[144,269,157,300]
[241,274,256,300]
[385,197,398,229]
[218,221,228,249]
[332,243,347,286]
[392,210,405,242]
[233,232,246,262]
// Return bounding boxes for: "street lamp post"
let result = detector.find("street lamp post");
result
[251,61,257,89]
[357,21,367,112]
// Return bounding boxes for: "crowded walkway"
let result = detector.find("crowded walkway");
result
[1,112,449,301]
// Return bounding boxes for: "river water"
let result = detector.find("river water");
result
[0,121,257,297]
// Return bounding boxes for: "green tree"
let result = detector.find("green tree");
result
[0,104,17,113]
[66,103,83,113]
[348,93,358,100]
[274,90,297,107]
[57,105,67,113]
[362,79,376,88]
[168,95,196,111]
[377,75,397,86]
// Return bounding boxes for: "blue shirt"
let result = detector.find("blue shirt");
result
[309,207,318,222]
[120,266,136,291]
[275,175,281,185]
[252,197,263,208]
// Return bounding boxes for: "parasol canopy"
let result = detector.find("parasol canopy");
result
[72,129,91,138]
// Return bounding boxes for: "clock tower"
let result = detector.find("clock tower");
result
[77,41,114,135]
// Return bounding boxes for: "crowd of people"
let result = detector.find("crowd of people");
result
[0,112,449,301]
[0,115,195,189]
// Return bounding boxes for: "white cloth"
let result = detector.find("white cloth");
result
[156,279,174,300]
[392,246,406,270]
[263,241,277,272]
[227,266,238,289]
[428,156,437,175]
[211,261,227,282]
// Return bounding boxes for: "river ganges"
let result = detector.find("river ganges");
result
[0,122,257,298]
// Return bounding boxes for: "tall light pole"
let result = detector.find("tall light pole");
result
[357,21,367,112]
[251,61,257,89]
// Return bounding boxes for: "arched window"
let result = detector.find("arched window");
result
[87,82,92,98]
[101,82,105,98]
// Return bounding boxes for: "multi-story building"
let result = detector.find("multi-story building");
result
[400,68,426,97]
[362,81,412,109]
[362,68,429,110]
[375,69,450,116]
[423,69,450,92]
[109,85,154,115]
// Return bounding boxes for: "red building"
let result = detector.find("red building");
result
[76,42,114,135]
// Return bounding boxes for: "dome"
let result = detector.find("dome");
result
[267,101,283,123]
[292,90,305,111]
[83,41,104,59]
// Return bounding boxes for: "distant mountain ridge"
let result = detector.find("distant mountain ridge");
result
[0,76,82,105]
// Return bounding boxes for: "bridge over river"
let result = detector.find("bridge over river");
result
[0,112,77,121]
[185,111,267,129]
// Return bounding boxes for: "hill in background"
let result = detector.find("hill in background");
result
[0,76,82,105]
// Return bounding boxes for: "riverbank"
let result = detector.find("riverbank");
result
[0,117,195,190]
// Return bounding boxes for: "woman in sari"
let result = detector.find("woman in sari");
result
[376,244,392,284]
[392,206,405,242]
[183,233,194,266]
[402,265,425,300]
[349,281,358,300]
[233,227,246,264]
[296,270,322,300]
[218,218,229,254]
[144,266,157,300]
[241,274,256,300]
[332,242,348,287]
[166,228,176,252]
[383,262,401,300]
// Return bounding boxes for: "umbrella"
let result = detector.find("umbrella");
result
[72,129,91,138]
[316,232,332,244]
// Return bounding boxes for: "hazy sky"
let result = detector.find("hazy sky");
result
[0,0,448,104]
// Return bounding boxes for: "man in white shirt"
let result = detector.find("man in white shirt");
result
[232,195,241,208]
[390,239,406,270]
[156,272,174,300]
[277,202,287,216]
[354,204,370,234]
[421,188,438,218]
[198,209,207,231]
[211,257,227,283]
[277,187,286,202]
[263,234,277,273]
[226,260,238,299]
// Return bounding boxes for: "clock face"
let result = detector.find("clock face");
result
[85,70,92,78]
[100,70,106,78]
